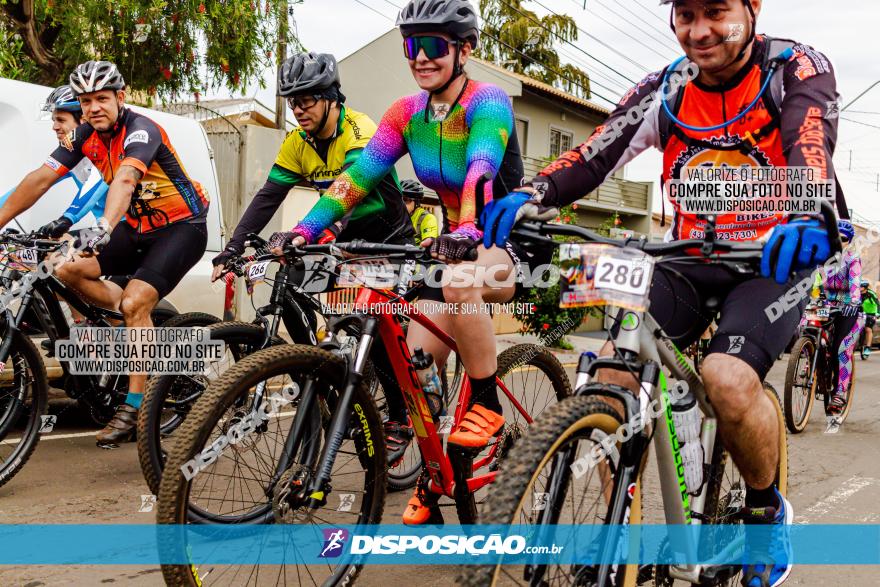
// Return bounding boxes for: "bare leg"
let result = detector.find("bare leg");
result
[55,255,124,312]
[701,353,778,489]
[119,279,160,395]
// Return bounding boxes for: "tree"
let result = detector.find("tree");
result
[0,0,298,100]
[477,0,590,99]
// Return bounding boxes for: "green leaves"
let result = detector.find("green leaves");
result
[476,0,591,99]
[0,0,292,100]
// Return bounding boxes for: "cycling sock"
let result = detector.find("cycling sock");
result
[470,373,502,414]
[124,392,143,410]
[745,484,779,509]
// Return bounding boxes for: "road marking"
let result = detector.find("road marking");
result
[0,430,98,444]
[797,475,879,523]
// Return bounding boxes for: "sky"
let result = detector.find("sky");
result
[230,0,880,223]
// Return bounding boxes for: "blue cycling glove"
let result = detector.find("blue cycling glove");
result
[761,219,831,284]
[480,189,558,248]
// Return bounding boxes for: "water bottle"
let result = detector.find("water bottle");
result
[671,389,703,494]
[411,347,445,420]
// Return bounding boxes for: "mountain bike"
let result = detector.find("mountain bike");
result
[156,239,571,587]
[458,209,841,587]
[137,234,463,494]
[784,299,856,433]
[0,231,214,488]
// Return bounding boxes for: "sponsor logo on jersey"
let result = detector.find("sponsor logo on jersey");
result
[45,157,62,171]
[123,129,150,149]
[60,129,76,152]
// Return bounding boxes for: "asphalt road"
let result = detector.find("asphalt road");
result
[0,349,878,586]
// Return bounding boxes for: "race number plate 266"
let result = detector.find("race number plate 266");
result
[594,255,650,296]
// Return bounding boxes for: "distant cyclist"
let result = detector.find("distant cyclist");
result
[0,61,210,446]
[0,85,110,236]
[860,280,878,352]
[270,0,532,525]
[482,0,845,584]
[822,220,862,418]
[401,178,439,244]
[212,52,416,464]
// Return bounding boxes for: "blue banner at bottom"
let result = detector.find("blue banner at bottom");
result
[0,524,877,565]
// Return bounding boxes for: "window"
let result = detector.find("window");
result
[549,127,573,158]
[515,117,529,155]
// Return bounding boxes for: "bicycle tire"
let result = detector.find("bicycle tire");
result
[157,344,386,587]
[783,337,817,434]
[137,321,281,495]
[158,312,222,329]
[458,396,632,586]
[0,331,49,489]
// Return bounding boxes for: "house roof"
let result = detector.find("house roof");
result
[160,98,294,130]
[474,58,611,118]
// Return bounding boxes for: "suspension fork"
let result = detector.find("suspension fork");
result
[305,315,377,508]
[0,286,35,363]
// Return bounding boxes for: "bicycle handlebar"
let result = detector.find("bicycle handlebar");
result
[511,199,842,264]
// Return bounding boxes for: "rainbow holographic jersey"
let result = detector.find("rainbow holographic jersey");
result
[292,80,518,242]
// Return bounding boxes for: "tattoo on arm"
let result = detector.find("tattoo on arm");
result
[116,165,144,184]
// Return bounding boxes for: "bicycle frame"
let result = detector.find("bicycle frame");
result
[564,306,726,585]
[298,283,527,508]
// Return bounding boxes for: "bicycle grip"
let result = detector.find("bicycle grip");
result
[819,199,842,254]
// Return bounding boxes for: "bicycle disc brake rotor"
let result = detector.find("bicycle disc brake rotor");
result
[271,465,312,523]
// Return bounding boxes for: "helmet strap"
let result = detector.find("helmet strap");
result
[309,100,333,139]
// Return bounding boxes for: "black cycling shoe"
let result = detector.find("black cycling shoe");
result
[384,420,413,466]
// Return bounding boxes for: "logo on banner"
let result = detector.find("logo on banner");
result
[319,528,349,558]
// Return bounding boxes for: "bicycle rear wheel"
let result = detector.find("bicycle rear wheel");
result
[783,337,817,433]
[458,394,632,586]
[663,383,788,587]
[137,321,282,495]
[157,344,386,587]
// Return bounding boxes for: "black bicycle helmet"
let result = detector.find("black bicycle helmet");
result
[44,85,81,114]
[69,61,126,96]
[278,52,341,97]
[396,0,480,49]
[400,179,425,199]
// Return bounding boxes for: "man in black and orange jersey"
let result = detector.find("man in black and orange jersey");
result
[483,1,843,585]
[0,61,210,447]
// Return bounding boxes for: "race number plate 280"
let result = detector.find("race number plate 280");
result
[558,244,655,311]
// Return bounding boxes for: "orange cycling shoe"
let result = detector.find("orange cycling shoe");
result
[402,490,442,525]
[447,404,505,448]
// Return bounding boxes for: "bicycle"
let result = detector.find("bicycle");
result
[458,208,841,587]
[137,233,463,494]
[156,238,571,586]
[0,230,217,487]
[784,299,855,433]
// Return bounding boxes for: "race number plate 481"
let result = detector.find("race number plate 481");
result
[558,244,655,311]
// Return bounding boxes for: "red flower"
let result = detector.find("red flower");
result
[614,217,622,226]
[198,3,206,14]
[563,215,571,223]
[233,73,241,85]
[221,62,230,73]
[542,323,550,330]
[571,203,578,210]
[161,67,172,80]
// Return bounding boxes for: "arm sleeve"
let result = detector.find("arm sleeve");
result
[291,99,411,242]
[421,210,439,241]
[43,123,91,176]
[63,180,109,224]
[227,175,294,251]
[849,255,862,305]
[118,119,163,176]
[780,45,844,215]
[528,72,664,208]
[459,85,515,229]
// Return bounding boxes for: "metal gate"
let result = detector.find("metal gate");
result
[159,103,243,235]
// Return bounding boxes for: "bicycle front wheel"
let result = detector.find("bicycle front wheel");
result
[783,336,817,433]
[157,344,386,587]
[458,394,633,587]
[0,331,48,489]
